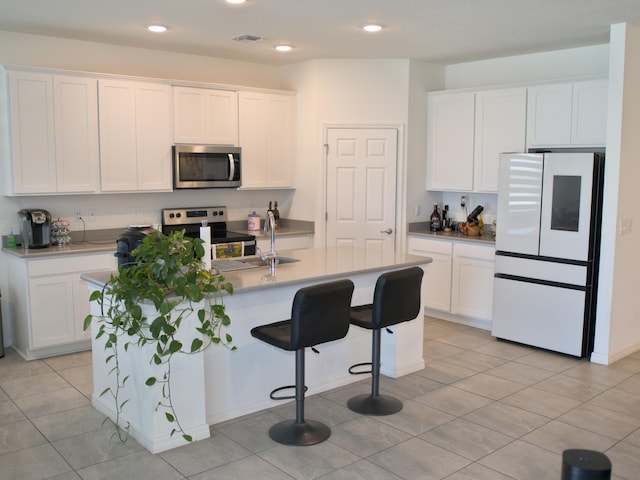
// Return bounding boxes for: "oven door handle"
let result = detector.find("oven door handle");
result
[228,154,235,181]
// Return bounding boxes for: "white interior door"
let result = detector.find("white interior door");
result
[326,127,398,255]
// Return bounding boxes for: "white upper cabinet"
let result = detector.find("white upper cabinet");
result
[426,91,475,191]
[427,87,526,193]
[571,78,608,145]
[1,70,99,195]
[473,88,527,192]
[527,78,608,147]
[99,79,173,192]
[173,86,238,145]
[238,91,295,189]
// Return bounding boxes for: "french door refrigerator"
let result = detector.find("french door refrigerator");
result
[492,151,605,357]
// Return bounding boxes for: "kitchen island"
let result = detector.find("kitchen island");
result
[81,246,431,453]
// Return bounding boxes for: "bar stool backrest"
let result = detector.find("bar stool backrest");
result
[372,267,424,329]
[290,279,355,349]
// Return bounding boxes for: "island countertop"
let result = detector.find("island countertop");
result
[81,246,432,294]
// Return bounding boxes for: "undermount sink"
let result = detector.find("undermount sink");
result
[239,256,300,267]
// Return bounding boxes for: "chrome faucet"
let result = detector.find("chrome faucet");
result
[259,210,277,274]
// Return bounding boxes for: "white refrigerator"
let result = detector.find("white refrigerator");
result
[491,151,605,357]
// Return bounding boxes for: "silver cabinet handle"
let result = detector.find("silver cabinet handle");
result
[380,228,393,235]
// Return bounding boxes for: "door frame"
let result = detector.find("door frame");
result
[320,124,407,250]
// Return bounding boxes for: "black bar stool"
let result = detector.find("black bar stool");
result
[347,266,424,415]
[250,279,354,446]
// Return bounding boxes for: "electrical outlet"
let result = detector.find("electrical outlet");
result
[619,218,632,235]
[75,210,82,221]
[460,195,467,208]
[88,208,96,221]
[414,204,422,216]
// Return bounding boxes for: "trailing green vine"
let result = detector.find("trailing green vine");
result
[84,229,235,442]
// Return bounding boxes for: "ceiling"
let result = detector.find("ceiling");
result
[2,0,640,67]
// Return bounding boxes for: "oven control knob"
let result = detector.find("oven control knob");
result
[218,210,223,216]
[169,213,175,218]
[213,211,218,216]
[176,213,181,218]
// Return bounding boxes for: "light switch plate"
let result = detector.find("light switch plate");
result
[619,218,632,235]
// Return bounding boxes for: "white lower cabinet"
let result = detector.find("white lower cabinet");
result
[451,243,495,321]
[8,252,116,359]
[408,236,495,326]
[407,236,452,312]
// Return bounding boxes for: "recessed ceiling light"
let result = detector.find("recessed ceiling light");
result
[226,0,246,3]
[361,24,383,33]
[275,44,293,52]
[147,25,168,33]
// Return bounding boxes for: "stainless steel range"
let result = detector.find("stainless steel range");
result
[161,206,256,258]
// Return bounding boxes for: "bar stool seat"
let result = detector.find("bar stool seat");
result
[347,266,424,415]
[250,279,354,446]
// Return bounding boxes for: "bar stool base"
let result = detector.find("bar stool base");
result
[347,393,403,415]
[269,419,331,446]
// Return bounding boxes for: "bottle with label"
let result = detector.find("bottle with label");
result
[273,201,280,229]
[430,203,441,232]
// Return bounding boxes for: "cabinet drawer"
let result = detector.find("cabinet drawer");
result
[453,242,495,260]
[27,253,115,276]
[408,236,453,256]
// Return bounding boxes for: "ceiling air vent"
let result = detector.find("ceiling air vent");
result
[232,34,265,43]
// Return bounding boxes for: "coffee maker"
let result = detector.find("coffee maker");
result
[18,209,51,249]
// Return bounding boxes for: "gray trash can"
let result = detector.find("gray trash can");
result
[0,287,4,358]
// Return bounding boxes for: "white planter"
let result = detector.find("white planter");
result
[88,289,209,453]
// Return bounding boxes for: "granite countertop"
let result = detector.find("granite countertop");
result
[2,220,315,259]
[81,246,432,295]
[408,222,496,245]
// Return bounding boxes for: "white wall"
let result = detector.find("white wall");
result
[280,58,445,246]
[0,31,285,89]
[445,44,610,89]
[591,23,640,364]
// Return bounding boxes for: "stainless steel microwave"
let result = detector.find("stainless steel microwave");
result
[173,145,241,189]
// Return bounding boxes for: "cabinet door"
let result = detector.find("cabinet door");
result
[135,82,173,191]
[571,78,608,146]
[7,72,57,193]
[53,75,100,193]
[99,79,138,191]
[29,275,76,348]
[473,88,526,193]
[426,92,475,191]
[73,273,93,341]
[408,237,452,312]
[451,244,495,320]
[173,86,238,145]
[527,83,573,147]
[238,91,295,188]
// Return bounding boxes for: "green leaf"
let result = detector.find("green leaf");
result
[165,412,175,422]
[183,434,193,442]
[169,340,182,353]
[146,377,157,386]
[83,315,93,331]
[191,338,203,352]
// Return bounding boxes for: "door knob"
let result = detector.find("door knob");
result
[380,228,393,235]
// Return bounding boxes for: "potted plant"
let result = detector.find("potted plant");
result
[84,229,234,447]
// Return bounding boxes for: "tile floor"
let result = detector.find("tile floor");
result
[1,316,640,479]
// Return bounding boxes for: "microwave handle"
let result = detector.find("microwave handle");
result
[228,153,235,181]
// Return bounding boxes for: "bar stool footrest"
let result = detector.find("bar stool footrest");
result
[347,393,403,416]
[269,419,331,446]
[348,362,372,375]
[269,384,308,400]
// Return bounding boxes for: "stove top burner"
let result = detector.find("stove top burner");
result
[161,206,256,244]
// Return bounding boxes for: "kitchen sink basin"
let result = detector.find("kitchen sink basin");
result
[239,256,300,267]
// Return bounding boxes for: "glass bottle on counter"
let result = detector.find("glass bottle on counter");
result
[430,203,441,232]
